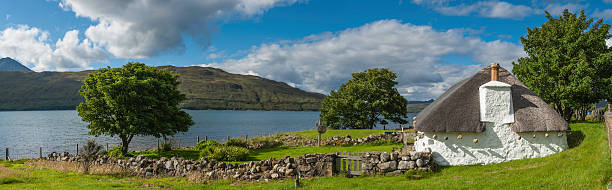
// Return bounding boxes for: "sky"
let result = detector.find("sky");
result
[0,0,611,101]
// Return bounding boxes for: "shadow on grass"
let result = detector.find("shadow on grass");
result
[567,130,585,149]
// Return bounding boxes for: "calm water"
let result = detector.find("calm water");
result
[0,110,415,159]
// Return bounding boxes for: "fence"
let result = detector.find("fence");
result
[336,151,362,176]
[0,127,314,161]
[605,107,612,165]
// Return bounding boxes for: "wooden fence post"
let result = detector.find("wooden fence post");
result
[197,136,200,143]
[39,147,42,159]
[205,136,208,141]
[605,109,612,166]
[5,148,8,160]
[227,136,230,142]
[76,144,79,155]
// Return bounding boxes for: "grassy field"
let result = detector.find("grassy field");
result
[285,129,401,139]
[1,122,610,189]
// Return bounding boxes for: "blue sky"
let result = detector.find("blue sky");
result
[0,0,610,100]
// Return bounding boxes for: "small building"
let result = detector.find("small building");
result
[414,64,568,166]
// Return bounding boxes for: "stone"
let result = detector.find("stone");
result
[271,173,279,179]
[380,152,390,162]
[377,161,397,172]
[285,168,294,176]
[165,161,174,170]
[410,152,422,161]
[408,161,417,169]
[416,159,424,167]
[401,156,410,161]
[398,161,411,170]
[298,165,311,172]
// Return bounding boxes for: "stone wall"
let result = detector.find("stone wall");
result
[46,150,434,181]
[278,132,406,146]
[358,151,435,175]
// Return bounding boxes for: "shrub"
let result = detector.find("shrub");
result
[107,145,124,158]
[209,146,249,161]
[81,139,103,174]
[160,139,176,152]
[226,138,247,148]
[194,140,220,151]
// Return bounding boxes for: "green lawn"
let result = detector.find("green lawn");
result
[1,122,610,189]
[284,129,402,139]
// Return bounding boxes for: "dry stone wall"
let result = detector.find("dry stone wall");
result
[47,150,434,181]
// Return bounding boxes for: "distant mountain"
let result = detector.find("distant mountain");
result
[406,99,433,113]
[407,99,434,104]
[0,57,32,71]
[0,66,324,111]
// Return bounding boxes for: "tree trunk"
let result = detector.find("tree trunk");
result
[119,134,133,156]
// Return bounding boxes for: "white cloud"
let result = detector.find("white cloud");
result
[0,25,107,71]
[413,0,589,20]
[434,1,536,19]
[60,0,298,59]
[205,20,525,100]
[607,39,612,47]
[543,3,586,16]
[593,9,612,20]
[4,14,9,20]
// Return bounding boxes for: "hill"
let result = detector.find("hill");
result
[0,57,32,71]
[0,66,324,111]
[406,99,433,113]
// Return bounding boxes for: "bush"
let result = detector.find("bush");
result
[160,139,176,152]
[208,146,250,161]
[194,140,219,151]
[226,138,247,148]
[107,145,124,158]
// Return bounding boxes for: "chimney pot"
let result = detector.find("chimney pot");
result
[490,64,499,81]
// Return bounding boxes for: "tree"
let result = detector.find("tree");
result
[319,68,408,129]
[77,62,194,155]
[512,9,612,122]
[81,139,103,174]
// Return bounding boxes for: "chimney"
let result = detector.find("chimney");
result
[480,64,514,124]
[490,63,499,81]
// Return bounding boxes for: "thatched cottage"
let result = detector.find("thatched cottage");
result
[414,64,569,166]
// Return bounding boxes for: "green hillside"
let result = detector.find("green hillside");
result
[0,66,324,111]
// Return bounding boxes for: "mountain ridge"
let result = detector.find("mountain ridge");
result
[0,65,324,111]
[0,57,32,71]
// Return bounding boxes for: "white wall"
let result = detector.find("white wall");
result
[415,123,568,166]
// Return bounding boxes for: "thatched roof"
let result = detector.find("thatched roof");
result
[415,65,568,133]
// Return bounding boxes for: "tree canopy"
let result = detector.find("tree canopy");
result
[319,68,408,129]
[512,9,612,121]
[77,62,194,155]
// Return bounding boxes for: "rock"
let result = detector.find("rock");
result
[387,170,403,176]
[285,169,294,176]
[416,159,424,167]
[298,165,311,172]
[380,152,390,162]
[398,161,411,170]
[377,161,397,172]
[390,152,399,161]
[401,156,410,161]
[165,161,174,170]
[271,173,279,179]
[410,152,422,161]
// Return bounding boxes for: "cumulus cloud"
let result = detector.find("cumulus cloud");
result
[60,0,297,59]
[543,3,586,16]
[607,39,612,47]
[0,25,107,71]
[205,20,525,100]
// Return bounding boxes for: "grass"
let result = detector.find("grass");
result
[1,122,609,189]
[284,129,404,139]
[129,129,399,161]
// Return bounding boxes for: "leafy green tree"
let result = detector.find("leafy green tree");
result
[320,68,408,129]
[512,9,612,121]
[77,62,194,155]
